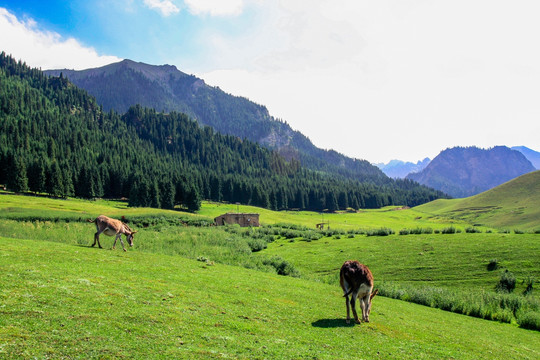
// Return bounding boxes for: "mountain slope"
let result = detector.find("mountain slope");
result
[512,146,540,169]
[415,170,540,230]
[1,52,446,210]
[407,146,535,198]
[376,158,430,178]
[44,60,386,183]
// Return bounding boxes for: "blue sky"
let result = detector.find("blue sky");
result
[1,1,540,163]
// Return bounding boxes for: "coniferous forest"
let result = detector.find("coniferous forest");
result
[0,53,448,211]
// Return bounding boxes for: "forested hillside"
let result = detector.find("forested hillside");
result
[1,53,446,211]
[45,60,387,183]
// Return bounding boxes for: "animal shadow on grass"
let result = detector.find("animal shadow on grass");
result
[311,318,355,328]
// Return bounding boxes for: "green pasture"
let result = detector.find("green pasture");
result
[1,237,539,359]
[261,232,540,291]
[199,201,474,232]
[416,170,540,231]
[1,192,539,358]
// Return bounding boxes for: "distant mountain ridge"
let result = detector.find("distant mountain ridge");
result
[44,60,385,183]
[407,146,535,198]
[376,158,430,178]
[512,146,540,169]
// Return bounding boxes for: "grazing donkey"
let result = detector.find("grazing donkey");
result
[87,215,137,251]
[340,260,379,324]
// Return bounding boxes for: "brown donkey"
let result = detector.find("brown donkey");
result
[340,260,378,324]
[88,215,137,251]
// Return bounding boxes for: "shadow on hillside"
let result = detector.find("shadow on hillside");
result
[311,318,355,328]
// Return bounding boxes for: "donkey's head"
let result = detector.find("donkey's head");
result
[126,231,137,247]
[364,288,379,322]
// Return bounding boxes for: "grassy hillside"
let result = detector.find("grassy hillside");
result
[416,170,540,231]
[1,237,539,359]
[199,202,472,232]
[1,192,539,358]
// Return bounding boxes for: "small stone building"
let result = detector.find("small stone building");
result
[214,213,260,227]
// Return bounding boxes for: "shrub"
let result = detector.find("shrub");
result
[247,238,268,252]
[496,270,516,293]
[487,259,500,271]
[517,311,540,330]
[262,256,300,277]
[465,227,482,233]
[441,226,457,234]
[366,227,394,236]
[514,229,525,234]
[399,229,410,235]
[523,276,535,296]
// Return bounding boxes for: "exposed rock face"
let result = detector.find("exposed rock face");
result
[407,146,535,198]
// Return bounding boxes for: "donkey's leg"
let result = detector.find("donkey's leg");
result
[120,235,126,252]
[360,295,368,322]
[112,234,119,250]
[344,295,351,324]
[93,231,104,249]
[350,294,360,324]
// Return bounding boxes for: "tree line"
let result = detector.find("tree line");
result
[0,52,447,212]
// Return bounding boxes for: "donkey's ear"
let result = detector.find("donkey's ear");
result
[370,289,379,300]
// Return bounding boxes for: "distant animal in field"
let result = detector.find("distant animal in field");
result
[87,215,137,251]
[339,260,378,324]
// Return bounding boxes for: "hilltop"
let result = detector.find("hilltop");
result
[407,146,535,198]
[416,170,540,231]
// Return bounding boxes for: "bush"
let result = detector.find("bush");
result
[441,226,457,234]
[514,229,525,234]
[399,227,433,235]
[487,259,500,271]
[523,276,535,296]
[262,256,300,277]
[518,311,540,330]
[247,238,268,252]
[465,227,482,233]
[366,227,395,236]
[496,270,516,293]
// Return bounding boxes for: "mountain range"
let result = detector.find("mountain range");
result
[44,60,385,183]
[1,52,446,211]
[375,158,430,179]
[407,146,535,198]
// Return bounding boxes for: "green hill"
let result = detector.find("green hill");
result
[1,237,538,359]
[415,170,540,231]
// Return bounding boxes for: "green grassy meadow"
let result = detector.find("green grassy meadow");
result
[2,237,539,359]
[1,192,539,358]
[416,170,540,231]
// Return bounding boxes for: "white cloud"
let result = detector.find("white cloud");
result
[0,8,121,70]
[184,0,244,16]
[199,0,540,163]
[143,0,180,16]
